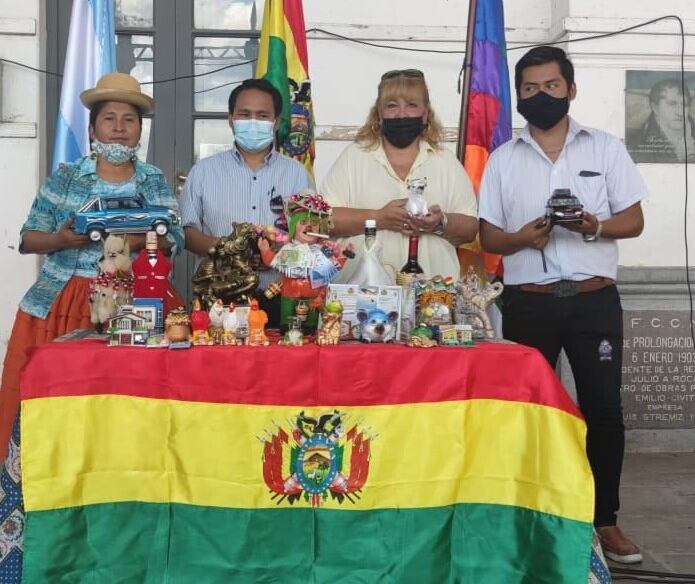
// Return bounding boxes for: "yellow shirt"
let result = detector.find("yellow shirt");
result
[321,140,478,279]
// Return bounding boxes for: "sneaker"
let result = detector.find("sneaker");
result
[597,525,643,564]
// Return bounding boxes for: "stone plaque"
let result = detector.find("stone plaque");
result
[621,311,695,429]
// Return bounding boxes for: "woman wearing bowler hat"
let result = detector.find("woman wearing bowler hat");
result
[0,72,184,460]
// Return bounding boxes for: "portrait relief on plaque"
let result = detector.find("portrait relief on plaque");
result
[625,70,695,164]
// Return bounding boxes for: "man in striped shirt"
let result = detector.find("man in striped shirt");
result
[181,79,311,325]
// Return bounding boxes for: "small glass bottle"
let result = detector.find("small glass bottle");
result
[364,219,377,251]
[145,230,158,263]
[400,235,424,275]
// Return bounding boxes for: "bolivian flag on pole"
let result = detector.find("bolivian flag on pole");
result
[21,342,594,582]
[256,0,315,175]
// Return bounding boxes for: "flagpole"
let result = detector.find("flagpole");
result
[456,0,479,160]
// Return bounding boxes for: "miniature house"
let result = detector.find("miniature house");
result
[108,310,149,346]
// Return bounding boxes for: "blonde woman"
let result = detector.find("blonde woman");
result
[321,69,478,279]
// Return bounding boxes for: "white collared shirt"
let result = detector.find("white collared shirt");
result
[321,140,478,279]
[479,117,648,285]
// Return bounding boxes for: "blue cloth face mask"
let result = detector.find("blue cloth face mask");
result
[91,138,139,165]
[232,119,275,153]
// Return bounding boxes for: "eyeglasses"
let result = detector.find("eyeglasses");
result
[381,69,425,81]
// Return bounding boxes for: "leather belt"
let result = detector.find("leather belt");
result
[506,277,615,298]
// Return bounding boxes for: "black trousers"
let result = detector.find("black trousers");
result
[502,285,624,527]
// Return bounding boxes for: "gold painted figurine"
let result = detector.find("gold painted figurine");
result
[191,222,259,310]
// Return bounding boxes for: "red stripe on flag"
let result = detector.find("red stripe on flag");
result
[465,92,501,150]
[282,0,308,72]
[20,342,582,418]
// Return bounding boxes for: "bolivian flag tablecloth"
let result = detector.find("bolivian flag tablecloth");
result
[20,341,594,583]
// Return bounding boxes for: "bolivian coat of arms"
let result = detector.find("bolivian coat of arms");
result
[261,410,373,508]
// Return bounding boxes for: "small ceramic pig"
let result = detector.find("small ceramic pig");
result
[357,308,399,343]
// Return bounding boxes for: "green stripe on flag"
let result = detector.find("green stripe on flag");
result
[24,503,592,583]
[262,36,290,142]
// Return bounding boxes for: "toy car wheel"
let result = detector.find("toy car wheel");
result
[88,227,105,242]
[153,222,169,236]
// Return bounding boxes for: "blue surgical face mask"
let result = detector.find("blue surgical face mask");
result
[91,138,139,165]
[232,119,275,153]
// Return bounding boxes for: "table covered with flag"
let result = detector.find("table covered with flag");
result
[19,340,595,582]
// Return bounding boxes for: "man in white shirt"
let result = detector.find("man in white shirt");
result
[479,46,647,563]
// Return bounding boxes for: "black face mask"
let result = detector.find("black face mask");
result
[381,117,424,148]
[517,91,570,131]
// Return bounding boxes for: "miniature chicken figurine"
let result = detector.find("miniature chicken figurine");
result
[246,298,269,346]
[208,298,225,327]
[190,297,211,345]
[222,303,241,345]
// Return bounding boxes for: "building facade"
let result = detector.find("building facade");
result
[1,0,695,447]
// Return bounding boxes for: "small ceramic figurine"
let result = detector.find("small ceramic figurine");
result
[455,267,504,339]
[407,324,437,348]
[246,298,269,346]
[207,297,226,343]
[357,308,399,343]
[405,177,429,217]
[222,303,242,345]
[165,307,191,348]
[258,191,353,332]
[190,297,212,345]
[191,222,259,310]
[316,300,343,346]
[279,316,305,346]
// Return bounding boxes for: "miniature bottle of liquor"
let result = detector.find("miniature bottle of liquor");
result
[364,219,377,251]
[145,230,158,264]
[400,235,424,275]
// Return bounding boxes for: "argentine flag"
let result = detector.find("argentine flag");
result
[52,0,116,171]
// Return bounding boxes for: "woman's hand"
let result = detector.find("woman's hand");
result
[257,238,270,252]
[376,198,411,233]
[408,204,444,234]
[55,219,91,250]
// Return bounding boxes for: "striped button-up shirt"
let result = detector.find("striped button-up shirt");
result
[479,118,648,285]
[181,145,312,290]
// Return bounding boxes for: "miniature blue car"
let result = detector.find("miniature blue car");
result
[73,195,180,242]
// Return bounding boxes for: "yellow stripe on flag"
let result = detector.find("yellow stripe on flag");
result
[256,9,307,81]
[22,396,593,522]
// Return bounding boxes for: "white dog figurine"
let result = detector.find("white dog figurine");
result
[405,177,429,217]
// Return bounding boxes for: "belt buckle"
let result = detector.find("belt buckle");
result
[553,280,577,298]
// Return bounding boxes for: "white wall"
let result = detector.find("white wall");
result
[305,1,695,271]
[0,0,42,364]
[0,0,694,363]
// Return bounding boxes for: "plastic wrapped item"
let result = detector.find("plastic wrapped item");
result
[413,276,455,327]
[334,223,394,287]
[417,290,454,326]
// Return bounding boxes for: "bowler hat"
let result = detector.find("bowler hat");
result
[80,72,154,114]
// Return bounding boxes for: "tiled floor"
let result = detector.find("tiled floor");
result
[609,452,695,582]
